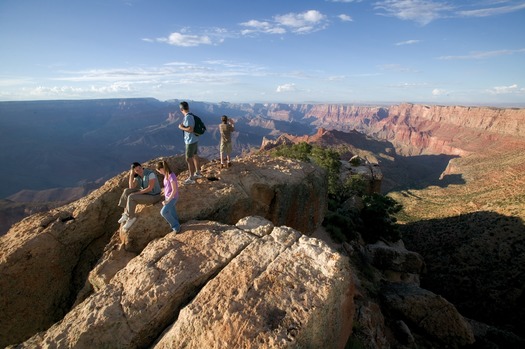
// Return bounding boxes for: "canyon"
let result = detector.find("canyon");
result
[0,99,524,347]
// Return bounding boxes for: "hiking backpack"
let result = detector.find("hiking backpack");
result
[190,113,206,136]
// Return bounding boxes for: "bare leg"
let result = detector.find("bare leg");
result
[193,155,201,174]
[186,156,196,177]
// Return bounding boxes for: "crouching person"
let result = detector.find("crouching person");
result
[118,162,161,231]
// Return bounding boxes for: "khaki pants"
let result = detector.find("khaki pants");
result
[118,188,161,218]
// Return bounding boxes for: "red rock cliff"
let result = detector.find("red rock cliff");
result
[305,103,525,156]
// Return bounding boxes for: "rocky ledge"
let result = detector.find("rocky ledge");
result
[0,154,496,348]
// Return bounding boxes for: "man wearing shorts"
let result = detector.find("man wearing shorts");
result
[178,101,202,184]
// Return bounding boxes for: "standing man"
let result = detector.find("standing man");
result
[118,162,162,230]
[219,115,235,168]
[178,101,202,184]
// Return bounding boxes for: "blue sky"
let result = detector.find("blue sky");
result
[1,0,524,106]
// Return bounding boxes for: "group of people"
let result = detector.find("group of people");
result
[117,101,235,232]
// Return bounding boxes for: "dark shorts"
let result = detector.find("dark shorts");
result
[186,142,199,159]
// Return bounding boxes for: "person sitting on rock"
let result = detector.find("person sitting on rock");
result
[155,160,181,233]
[118,162,161,231]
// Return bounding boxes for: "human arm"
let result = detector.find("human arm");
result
[133,173,156,194]
[129,166,139,188]
[178,123,194,133]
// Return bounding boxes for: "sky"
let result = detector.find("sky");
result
[1,0,524,106]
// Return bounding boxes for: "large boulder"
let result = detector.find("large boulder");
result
[0,176,124,347]
[12,218,354,349]
[381,283,475,348]
[363,240,425,284]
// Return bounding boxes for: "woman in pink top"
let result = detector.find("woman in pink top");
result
[156,160,181,233]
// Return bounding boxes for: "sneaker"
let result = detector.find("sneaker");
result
[118,213,129,224]
[123,217,137,231]
[184,177,195,184]
[194,172,203,179]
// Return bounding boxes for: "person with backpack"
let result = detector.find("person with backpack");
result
[118,162,162,231]
[219,115,235,168]
[178,101,203,184]
[155,160,181,233]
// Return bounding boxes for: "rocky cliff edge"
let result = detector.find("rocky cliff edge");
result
[1,154,346,348]
[0,154,480,348]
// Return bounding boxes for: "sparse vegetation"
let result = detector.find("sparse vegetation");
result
[270,142,402,243]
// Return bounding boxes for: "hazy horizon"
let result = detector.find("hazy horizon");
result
[1,97,524,109]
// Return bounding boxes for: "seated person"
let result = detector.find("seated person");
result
[118,162,161,230]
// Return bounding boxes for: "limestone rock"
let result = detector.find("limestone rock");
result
[341,157,383,194]
[0,175,124,347]
[152,223,354,349]
[13,221,256,349]
[120,154,327,253]
[381,283,475,347]
[13,219,354,349]
[364,240,424,283]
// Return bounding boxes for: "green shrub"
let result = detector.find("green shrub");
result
[270,142,402,243]
[271,141,312,162]
[344,174,369,197]
[360,194,402,243]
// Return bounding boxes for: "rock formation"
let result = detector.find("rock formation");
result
[14,218,354,349]
[305,103,525,156]
[259,129,384,195]
[1,152,486,348]
[0,155,329,347]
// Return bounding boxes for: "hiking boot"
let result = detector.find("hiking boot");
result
[184,177,195,185]
[123,217,137,231]
[194,172,203,179]
[118,213,129,224]
[227,162,232,168]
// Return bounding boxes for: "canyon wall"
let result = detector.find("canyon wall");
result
[302,103,525,156]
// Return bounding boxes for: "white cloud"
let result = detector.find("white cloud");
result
[379,63,418,73]
[395,39,421,46]
[487,84,525,95]
[374,1,525,25]
[338,14,353,21]
[276,83,297,92]
[242,10,328,35]
[457,2,525,18]
[25,83,134,98]
[327,75,347,81]
[387,82,428,88]
[163,32,213,47]
[275,10,327,33]
[438,48,525,60]
[432,88,448,96]
[239,19,281,35]
[374,0,454,25]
